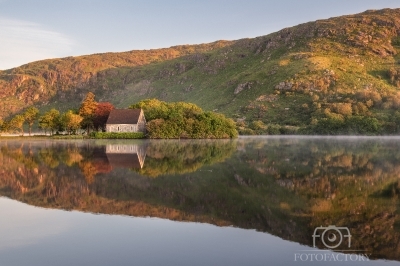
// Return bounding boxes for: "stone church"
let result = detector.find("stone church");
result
[105,109,146,133]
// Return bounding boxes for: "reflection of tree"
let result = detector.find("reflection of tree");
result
[79,161,97,184]
[0,143,40,191]
[0,144,38,170]
[138,139,237,177]
[39,148,60,168]
[64,148,83,166]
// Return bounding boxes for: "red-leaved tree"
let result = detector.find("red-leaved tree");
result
[93,102,115,131]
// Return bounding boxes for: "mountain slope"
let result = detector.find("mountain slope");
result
[0,41,233,117]
[2,8,400,133]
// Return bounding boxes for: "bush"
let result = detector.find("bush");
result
[89,132,145,139]
[130,99,238,139]
[52,135,86,139]
[250,120,267,130]
[266,124,281,135]
[309,116,381,135]
[238,128,256,135]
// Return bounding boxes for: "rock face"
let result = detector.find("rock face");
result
[275,81,293,91]
[234,82,253,94]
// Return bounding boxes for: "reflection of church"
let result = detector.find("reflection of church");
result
[105,144,146,169]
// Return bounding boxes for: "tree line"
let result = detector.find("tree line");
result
[0,92,114,135]
[1,94,238,138]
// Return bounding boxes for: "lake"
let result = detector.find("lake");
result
[1,136,400,266]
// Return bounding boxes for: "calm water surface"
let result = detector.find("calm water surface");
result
[1,137,400,266]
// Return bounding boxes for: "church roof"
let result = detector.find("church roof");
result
[106,109,142,124]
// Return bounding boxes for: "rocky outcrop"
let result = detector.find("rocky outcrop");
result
[234,82,253,94]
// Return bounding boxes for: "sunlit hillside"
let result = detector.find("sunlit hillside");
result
[2,9,400,134]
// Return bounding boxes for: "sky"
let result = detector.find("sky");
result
[0,0,399,70]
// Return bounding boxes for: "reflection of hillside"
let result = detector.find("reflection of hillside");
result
[238,137,400,260]
[2,138,400,261]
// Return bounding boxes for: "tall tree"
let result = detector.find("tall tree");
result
[79,92,98,134]
[10,115,25,135]
[61,110,83,135]
[38,109,60,135]
[93,102,114,131]
[23,107,39,136]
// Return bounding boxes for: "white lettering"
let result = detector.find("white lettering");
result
[300,253,309,261]
[350,254,359,261]
[293,253,372,262]
[315,254,323,261]
[336,253,343,261]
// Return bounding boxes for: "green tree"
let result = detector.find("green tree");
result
[10,114,25,134]
[0,120,10,133]
[61,110,83,134]
[23,107,39,136]
[39,109,60,135]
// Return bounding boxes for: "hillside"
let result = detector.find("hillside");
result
[2,8,400,134]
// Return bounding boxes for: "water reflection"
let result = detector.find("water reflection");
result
[106,144,146,169]
[1,137,400,261]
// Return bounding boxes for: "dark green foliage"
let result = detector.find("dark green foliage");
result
[308,116,381,135]
[38,109,60,135]
[51,135,86,139]
[267,125,281,135]
[392,36,400,47]
[130,99,238,139]
[89,132,145,139]
[23,107,39,136]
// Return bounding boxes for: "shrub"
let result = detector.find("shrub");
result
[356,90,382,106]
[239,128,255,135]
[250,120,267,130]
[334,103,353,116]
[310,116,381,135]
[52,135,85,139]
[89,132,145,139]
[353,102,368,115]
[266,124,281,135]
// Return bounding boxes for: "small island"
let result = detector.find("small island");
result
[0,92,238,139]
